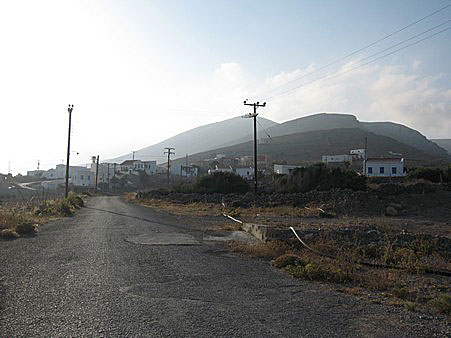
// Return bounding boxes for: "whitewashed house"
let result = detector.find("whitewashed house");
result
[71,167,93,187]
[364,158,406,177]
[322,154,353,164]
[181,165,198,177]
[273,164,303,175]
[350,149,366,160]
[208,166,233,175]
[119,160,156,175]
[235,167,254,180]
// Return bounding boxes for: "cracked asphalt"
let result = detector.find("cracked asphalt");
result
[0,196,449,337]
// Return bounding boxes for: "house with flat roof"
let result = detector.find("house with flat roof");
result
[364,158,406,177]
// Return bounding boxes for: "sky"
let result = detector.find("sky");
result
[0,0,450,174]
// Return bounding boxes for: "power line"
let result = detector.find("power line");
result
[254,4,451,101]
[265,26,450,101]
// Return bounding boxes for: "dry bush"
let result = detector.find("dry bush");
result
[428,294,451,315]
[227,240,290,259]
[0,228,19,239]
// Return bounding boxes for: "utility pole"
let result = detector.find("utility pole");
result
[364,137,368,176]
[65,104,74,198]
[94,155,99,194]
[164,147,175,184]
[242,100,266,194]
[107,163,110,193]
[132,151,136,160]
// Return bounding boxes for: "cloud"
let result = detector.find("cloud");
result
[257,61,451,138]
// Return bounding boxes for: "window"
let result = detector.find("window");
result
[380,167,384,174]
[80,175,84,180]
[392,167,397,175]
[88,176,90,180]
[368,167,373,174]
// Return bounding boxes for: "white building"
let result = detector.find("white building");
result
[27,170,45,177]
[274,164,303,175]
[322,154,353,164]
[208,166,234,175]
[364,158,406,177]
[350,149,366,159]
[235,167,254,180]
[71,167,93,187]
[119,160,156,175]
[181,165,198,177]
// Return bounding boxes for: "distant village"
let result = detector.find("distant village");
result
[19,146,406,192]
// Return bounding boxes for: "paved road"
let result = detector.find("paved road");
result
[0,196,448,337]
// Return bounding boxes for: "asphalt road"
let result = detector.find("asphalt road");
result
[0,196,449,337]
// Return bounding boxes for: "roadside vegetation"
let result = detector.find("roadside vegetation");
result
[131,163,450,316]
[0,192,84,239]
[227,232,451,316]
[274,163,367,193]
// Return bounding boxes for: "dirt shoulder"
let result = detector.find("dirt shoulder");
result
[131,188,451,319]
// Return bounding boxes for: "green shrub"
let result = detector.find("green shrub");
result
[193,172,250,194]
[15,223,36,235]
[408,167,445,183]
[274,163,367,193]
[428,294,451,315]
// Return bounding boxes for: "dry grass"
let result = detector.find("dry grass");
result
[227,240,290,259]
[225,233,450,316]
[0,193,84,239]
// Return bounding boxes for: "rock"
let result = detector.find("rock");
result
[385,206,398,216]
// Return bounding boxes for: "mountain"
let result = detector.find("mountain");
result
[431,139,451,154]
[256,113,448,158]
[110,116,278,163]
[361,122,448,157]
[173,128,445,167]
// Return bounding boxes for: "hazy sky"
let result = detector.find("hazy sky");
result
[0,0,450,174]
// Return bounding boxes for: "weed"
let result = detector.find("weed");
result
[0,228,19,239]
[15,223,36,235]
[428,294,451,315]
[227,240,289,259]
[404,301,416,312]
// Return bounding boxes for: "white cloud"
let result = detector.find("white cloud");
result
[258,61,451,139]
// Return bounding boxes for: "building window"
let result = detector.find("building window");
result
[81,175,84,180]
[392,167,397,175]
[88,176,90,180]
[380,167,385,174]
[368,167,373,174]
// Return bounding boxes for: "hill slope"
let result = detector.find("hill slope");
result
[110,116,278,163]
[432,139,451,154]
[256,113,448,157]
[175,128,445,167]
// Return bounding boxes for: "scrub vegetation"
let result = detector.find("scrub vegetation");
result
[0,192,84,239]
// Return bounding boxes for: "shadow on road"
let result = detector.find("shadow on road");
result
[84,206,205,235]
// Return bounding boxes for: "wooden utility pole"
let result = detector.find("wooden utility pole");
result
[65,104,74,198]
[364,137,368,176]
[94,155,99,194]
[164,147,175,184]
[243,100,266,194]
[107,163,110,193]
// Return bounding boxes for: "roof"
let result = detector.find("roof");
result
[120,160,137,165]
[366,158,403,163]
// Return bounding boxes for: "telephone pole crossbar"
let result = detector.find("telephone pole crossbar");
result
[164,147,175,184]
[242,100,266,194]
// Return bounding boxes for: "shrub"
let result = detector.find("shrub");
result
[274,163,366,193]
[0,228,19,239]
[428,294,451,315]
[408,167,445,183]
[15,223,36,235]
[193,172,250,194]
